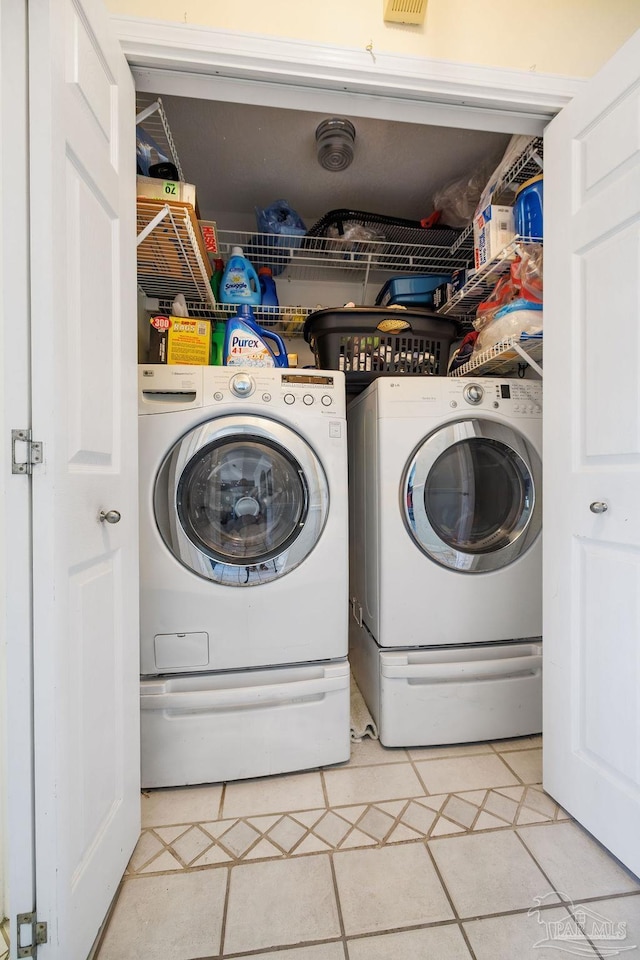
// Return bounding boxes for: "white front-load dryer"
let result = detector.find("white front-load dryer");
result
[138,365,350,786]
[347,376,543,746]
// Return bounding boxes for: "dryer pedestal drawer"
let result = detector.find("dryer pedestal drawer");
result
[350,620,541,748]
[140,659,350,788]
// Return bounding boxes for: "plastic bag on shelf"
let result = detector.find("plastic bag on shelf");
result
[325,221,386,261]
[517,242,543,302]
[474,299,543,354]
[255,199,307,237]
[432,159,498,229]
[250,199,307,276]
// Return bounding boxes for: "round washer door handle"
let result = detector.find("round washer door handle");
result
[99,509,121,524]
[589,501,608,514]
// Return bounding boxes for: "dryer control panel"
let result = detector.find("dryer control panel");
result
[372,375,541,420]
[447,379,542,417]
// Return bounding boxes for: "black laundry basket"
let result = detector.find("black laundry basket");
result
[303,307,459,395]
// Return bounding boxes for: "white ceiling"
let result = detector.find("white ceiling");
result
[156,94,512,233]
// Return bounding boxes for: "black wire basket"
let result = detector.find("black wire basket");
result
[305,208,465,248]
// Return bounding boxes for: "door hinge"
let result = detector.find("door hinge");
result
[11,429,43,475]
[16,912,48,957]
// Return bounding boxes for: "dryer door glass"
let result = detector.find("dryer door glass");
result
[154,415,329,585]
[177,437,307,564]
[403,419,541,573]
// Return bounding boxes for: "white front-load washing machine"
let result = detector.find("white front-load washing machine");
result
[348,376,543,746]
[138,364,350,787]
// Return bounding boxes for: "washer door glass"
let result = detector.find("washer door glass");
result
[177,437,307,564]
[403,419,541,573]
[154,415,329,585]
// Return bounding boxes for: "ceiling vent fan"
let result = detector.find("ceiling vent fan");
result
[315,118,356,172]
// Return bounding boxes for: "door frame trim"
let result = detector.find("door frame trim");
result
[113,16,585,135]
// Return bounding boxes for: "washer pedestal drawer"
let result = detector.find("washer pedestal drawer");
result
[140,658,350,788]
[350,620,541,748]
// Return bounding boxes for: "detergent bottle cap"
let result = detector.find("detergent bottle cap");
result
[258,266,273,276]
[231,246,244,257]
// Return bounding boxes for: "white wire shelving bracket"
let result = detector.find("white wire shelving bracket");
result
[449,334,543,378]
[135,94,185,182]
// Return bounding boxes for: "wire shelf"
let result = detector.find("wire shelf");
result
[437,237,542,318]
[136,94,185,181]
[449,334,543,378]
[155,300,312,338]
[137,198,214,306]
[216,229,474,281]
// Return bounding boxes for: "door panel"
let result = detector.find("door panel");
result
[543,27,640,876]
[29,0,139,956]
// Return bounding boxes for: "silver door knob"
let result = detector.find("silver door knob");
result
[99,509,121,524]
[589,501,608,514]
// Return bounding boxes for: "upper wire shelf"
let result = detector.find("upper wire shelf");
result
[136,94,185,182]
[216,230,473,282]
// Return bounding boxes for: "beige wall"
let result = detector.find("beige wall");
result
[107,0,640,78]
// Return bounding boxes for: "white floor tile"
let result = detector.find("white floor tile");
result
[463,906,599,960]
[222,771,325,818]
[517,822,640,900]
[239,945,345,960]
[324,762,425,807]
[349,738,409,766]
[429,830,558,918]
[491,735,542,752]
[414,754,518,795]
[407,742,494,760]
[500,748,543,784]
[333,843,453,935]
[96,870,227,960]
[347,924,472,960]
[223,854,340,954]
[575,895,640,956]
[140,785,223,827]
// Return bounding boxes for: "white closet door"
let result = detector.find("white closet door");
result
[28,0,139,956]
[543,28,640,876]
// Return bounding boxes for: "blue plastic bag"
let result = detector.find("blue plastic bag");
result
[250,200,307,276]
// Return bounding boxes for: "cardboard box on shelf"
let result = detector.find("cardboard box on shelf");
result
[473,204,515,269]
[451,268,476,294]
[149,315,211,365]
[199,221,220,256]
[432,282,453,310]
[136,175,197,209]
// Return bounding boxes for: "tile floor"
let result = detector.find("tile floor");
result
[94,735,640,960]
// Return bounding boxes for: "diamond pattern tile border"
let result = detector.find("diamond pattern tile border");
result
[127,784,570,875]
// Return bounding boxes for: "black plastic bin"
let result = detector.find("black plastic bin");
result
[303,307,459,395]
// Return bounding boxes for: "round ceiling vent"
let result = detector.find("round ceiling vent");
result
[315,118,356,172]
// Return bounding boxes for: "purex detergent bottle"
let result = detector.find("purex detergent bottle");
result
[223,305,288,367]
[220,247,261,306]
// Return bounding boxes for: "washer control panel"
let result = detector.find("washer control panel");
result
[202,368,346,417]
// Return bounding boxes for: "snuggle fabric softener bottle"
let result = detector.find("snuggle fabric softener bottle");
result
[223,305,288,367]
[220,247,261,305]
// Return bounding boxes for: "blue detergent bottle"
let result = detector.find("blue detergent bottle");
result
[220,246,261,306]
[223,305,288,368]
[258,266,279,308]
